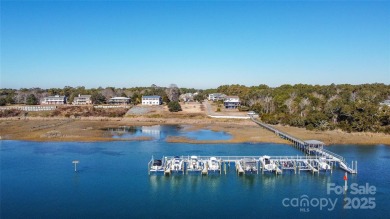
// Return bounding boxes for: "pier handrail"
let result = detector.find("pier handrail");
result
[319,148,345,162]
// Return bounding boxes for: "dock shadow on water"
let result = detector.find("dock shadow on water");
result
[105,125,232,141]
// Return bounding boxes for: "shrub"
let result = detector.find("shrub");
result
[168,101,182,112]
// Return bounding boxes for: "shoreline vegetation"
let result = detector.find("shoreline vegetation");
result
[1,116,389,145]
[1,83,389,146]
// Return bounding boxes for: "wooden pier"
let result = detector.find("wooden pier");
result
[250,117,357,174]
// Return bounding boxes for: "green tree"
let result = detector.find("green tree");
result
[0,98,6,106]
[91,93,106,104]
[26,94,39,105]
[168,101,182,112]
[162,94,170,104]
[131,93,141,105]
[194,94,205,103]
[5,95,15,104]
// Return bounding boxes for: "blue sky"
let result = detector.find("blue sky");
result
[1,1,389,89]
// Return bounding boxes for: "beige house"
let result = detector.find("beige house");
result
[73,94,92,105]
[108,97,131,105]
[41,95,67,105]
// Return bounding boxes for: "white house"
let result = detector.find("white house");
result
[73,94,92,105]
[142,95,162,105]
[224,96,240,109]
[180,93,195,102]
[41,95,67,105]
[208,93,226,101]
[108,97,131,105]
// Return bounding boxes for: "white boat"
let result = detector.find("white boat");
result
[241,158,257,173]
[318,157,331,170]
[187,156,203,172]
[207,157,220,172]
[260,156,277,172]
[171,156,183,172]
[151,159,163,171]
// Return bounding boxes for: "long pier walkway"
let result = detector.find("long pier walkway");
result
[250,117,357,174]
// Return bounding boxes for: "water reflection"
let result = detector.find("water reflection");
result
[142,126,161,138]
[106,125,232,141]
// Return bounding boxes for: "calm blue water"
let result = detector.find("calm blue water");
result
[1,128,389,218]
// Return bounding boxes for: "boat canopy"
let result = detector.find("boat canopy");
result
[153,160,162,166]
[262,155,271,160]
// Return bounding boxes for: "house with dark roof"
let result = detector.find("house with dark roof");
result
[108,97,131,105]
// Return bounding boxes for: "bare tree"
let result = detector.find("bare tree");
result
[285,92,297,114]
[299,98,310,117]
[166,84,180,102]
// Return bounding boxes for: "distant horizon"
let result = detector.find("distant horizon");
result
[1,1,389,89]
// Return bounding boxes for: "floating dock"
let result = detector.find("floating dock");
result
[149,155,354,176]
[148,117,358,176]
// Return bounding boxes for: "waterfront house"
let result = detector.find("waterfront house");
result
[208,93,226,101]
[108,97,131,105]
[73,94,92,105]
[142,95,162,105]
[180,93,195,102]
[41,95,67,105]
[224,96,240,109]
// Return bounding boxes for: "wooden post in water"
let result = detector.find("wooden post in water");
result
[72,160,79,172]
[294,161,296,174]
[355,161,357,174]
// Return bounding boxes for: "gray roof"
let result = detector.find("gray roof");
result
[45,95,66,98]
[142,95,161,98]
[74,95,91,99]
[304,140,325,145]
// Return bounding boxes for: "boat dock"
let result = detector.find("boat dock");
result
[250,117,357,174]
[149,155,349,176]
[148,118,358,176]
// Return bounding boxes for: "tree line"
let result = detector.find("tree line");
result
[0,84,206,106]
[216,83,390,134]
[1,83,389,133]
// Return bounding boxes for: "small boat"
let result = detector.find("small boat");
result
[260,156,277,172]
[151,159,163,171]
[318,157,331,170]
[207,157,220,172]
[187,156,203,172]
[171,156,183,172]
[241,158,257,173]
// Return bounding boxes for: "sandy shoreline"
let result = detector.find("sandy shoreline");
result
[0,116,389,146]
